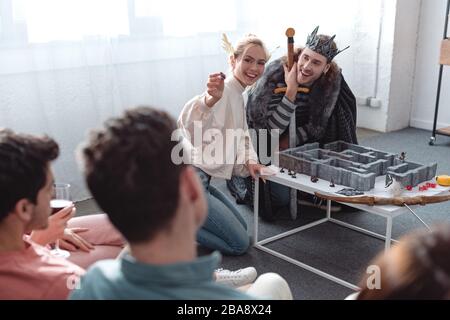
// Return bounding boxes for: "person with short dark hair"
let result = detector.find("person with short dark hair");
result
[0,129,125,299]
[0,129,84,299]
[71,106,292,299]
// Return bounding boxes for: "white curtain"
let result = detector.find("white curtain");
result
[0,0,384,200]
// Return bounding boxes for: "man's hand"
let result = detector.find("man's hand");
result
[283,62,299,102]
[205,72,225,108]
[246,162,266,180]
[59,228,94,252]
[30,205,75,246]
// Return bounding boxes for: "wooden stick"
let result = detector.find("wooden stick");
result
[314,192,450,206]
[285,28,295,71]
[274,87,310,94]
[274,30,310,95]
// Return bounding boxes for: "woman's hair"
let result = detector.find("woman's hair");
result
[358,225,450,300]
[231,34,269,62]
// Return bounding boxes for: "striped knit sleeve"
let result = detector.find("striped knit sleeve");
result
[296,127,309,145]
[267,96,296,133]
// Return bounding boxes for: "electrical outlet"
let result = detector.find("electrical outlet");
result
[356,96,382,108]
[369,98,382,108]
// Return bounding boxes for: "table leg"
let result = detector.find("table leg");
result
[385,216,393,253]
[327,200,331,220]
[290,188,297,220]
[253,177,260,245]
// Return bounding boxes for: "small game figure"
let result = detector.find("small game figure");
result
[329,178,335,188]
[385,174,393,188]
[291,173,297,179]
[311,176,319,183]
[280,168,285,173]
[399,152,406,162]
[219,72,226,80]
[385,174,403,197]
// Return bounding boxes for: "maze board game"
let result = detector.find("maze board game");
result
[278,141,437,191]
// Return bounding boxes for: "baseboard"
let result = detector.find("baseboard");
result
[410,118,450,131]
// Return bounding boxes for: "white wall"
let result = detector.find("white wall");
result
[411,0,450,131]
[387,0,421,132]
[356,0,396,132]
[357,0,422,133]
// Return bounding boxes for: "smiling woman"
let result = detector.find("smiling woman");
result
[177,33,269,255]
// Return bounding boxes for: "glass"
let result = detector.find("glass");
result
[50,183,72,259]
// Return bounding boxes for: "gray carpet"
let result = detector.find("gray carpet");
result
[215,127,450,300]
[75,127,450,300]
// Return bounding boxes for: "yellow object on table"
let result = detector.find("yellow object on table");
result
[436,175,450,186]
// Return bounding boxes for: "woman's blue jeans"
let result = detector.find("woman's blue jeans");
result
[196,168,249,255]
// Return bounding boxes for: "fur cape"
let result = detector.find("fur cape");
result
[247,48,358,146]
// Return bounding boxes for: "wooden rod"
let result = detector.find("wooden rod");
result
[285,28,295,71]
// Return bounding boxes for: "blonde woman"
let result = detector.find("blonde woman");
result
[178,34,268,255]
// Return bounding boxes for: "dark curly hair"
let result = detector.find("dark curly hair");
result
[80,106,186,243]
[0,129,59,222]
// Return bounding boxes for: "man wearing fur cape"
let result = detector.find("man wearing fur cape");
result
[227,27,358,220]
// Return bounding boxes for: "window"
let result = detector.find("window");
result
[9,0,129,43]
[133,0,237,37]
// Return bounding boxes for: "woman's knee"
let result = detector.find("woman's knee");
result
[200,211,250,255]
[232,235,250,255]
[221,231,250,256]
